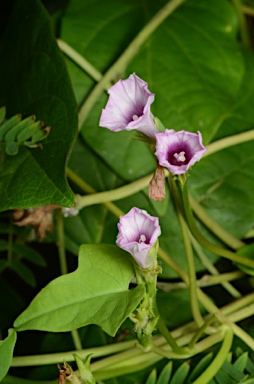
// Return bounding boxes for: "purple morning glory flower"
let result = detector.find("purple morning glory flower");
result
[116,207,161,269]
[99,74,157,138]
[155,130,207,175]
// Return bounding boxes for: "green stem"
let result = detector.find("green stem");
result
[11,297,254,371]
[180,183,254,269]
[56,209,83,351]
[75,174,151,210]
[56,209,68,275]
[156,317,187,354]
[231,0,251,49]
[188,313,217,350]
[178,211,204,326]
[189,194,244,250]
[192,328,234,384]
[158,248,254,350]
[152,331,223,360]
[157,270,245,291]
[7,220,13,264]
[222,292,254,316]
[57,39,105,84]
[191,236,242,299]
[243,5,254,16]
[11,340,136,367]
[66,167,123,217]
[204,129,254,157]
[170,175,203,327]
[78,0,186,130]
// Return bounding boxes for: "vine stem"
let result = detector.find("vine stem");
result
[10,298,254,371]
[152,331,223,360]
[56,210,83,351]
[156,317,188,355]
[75,174,151,210]
[191,236,242,299]
[243,5,254,16]
[192,328,234,384]
[231,0,251,49]
[204,129,254,157]
[158,248,254,351]
[66,167,123,217]
[57,39,105,84]
[169,175,204,327]
[180,182,254,269]
[78,0,186,129]
[189,194,244,250]
[157,270,244,291]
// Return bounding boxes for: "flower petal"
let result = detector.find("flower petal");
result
[155,130,207,175]
[99,74,157,137]
[116,207,161,268]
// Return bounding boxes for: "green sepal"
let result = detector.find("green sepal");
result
[154,116,166,132]
[31,126,50,142]
[5,142,19,156]
[4,115,36,142]
[17,120,41,142]
[0,113,22,140]
[74,353,96,384]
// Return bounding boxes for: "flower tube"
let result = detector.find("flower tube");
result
[99,74,157,137]
[155,129,207,175]
[116,207,161,269]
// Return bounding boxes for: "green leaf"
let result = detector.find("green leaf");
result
[145,369,157,384]
[214,360,247,384]
[188,353,213,382]
[0,328,17,381]
[190,141,254,240]
[157,361,173,384]
[234,353,249,373]
[0,0,77,211]
[170,362,190,384]
[14,244,145,336]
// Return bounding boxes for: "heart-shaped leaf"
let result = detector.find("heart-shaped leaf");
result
[14,244,145,336]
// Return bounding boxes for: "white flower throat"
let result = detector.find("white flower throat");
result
[173,151,186,162]
[139,234,147,243]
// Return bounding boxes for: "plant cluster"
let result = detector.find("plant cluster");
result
[1,0,254,384]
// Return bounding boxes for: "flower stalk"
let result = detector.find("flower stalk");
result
[169,175,204,327]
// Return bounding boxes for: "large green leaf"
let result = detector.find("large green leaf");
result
[190,141,254,238]
[14,244,145,336]
[0,328,17,381]
[0,0,78,211]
